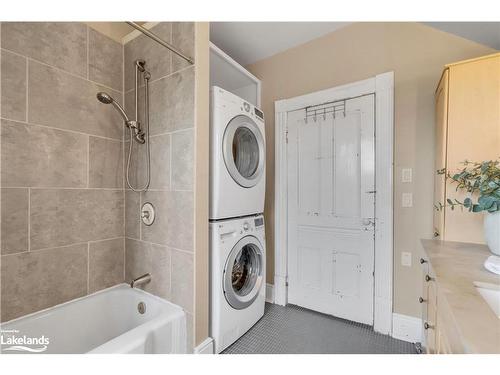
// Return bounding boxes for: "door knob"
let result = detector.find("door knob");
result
[362,218,375,226]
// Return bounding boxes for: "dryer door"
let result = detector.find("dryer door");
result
[223,115,265,188]
[223,235,264,309]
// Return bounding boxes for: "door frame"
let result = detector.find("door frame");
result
[274,72,394,335]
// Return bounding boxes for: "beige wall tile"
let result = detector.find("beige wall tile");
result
[28,60,123,139]
[1,188,29,255]
[0,243,88,322]
[1,119,87,187]
[1,22,87,77]
[125,238,170,299]
[88,27,123,91]
[124,22,172,91]
[171,249,193,314]
[89,137,123,188]
[125,190,140,239]
[124,134,170,191]
[125,67,195,136]
[171,129,194,191]
[30,189,124,250]
[172,22,194,73]
[148,67,195,135]
[141,190,193,250]
[149,134,170,189]
[140,190,168,245]
[89,238,125,293]
[1,49,26,121]
[166,191,194,251]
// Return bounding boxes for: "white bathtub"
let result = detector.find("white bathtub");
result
[0,284,186,354]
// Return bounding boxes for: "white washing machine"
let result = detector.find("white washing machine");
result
[210,86,266,220]
[210,214,266,353]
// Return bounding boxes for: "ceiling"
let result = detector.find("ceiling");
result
[423,22,500,50]
[210,22,350,66]
[210,22,500,66]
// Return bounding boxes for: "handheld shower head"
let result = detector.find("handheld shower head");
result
[96,92,130,123]
[96,92,114,104]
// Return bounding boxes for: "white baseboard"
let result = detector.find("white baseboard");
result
[392,313,422,343]
[265,283,274,303]
[193,337,214,354]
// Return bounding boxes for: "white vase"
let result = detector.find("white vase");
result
[484,211,500,255]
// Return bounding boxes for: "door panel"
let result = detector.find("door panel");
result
[333,251,360,297]
[287,95,375,325]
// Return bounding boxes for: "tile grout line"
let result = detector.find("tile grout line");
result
[123,237,126,282]
[3,186,124,191]
[0,116,124,142]
[86,26,89,80]
[25,55,29,122]
[169,133,172,191]
[27,188,31,252]
[0,47,122,93]
[4,186,192,193]
[1,236,127,258]
[123,64,194,94]
[123,236,194,255]
[87,135,90,188]
[122,126,195,141]
[87,242,90,294]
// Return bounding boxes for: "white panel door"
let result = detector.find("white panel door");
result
[287,95,375,325]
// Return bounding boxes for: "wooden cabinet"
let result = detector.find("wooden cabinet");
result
[420,260,438,354]
[419,256,465,354]
[433,53,500,243]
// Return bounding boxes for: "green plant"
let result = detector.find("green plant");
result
[436,159,500,213]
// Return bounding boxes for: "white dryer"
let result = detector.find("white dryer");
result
[210,214,266,353]
[210,86,266,220]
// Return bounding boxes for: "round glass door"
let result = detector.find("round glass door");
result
[223,115,265,188]
[223,236,264,309]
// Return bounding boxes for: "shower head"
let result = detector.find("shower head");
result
[96,92,114,104]
[96,92,130,123]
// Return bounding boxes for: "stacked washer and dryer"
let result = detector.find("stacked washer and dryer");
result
[209,86,266,353]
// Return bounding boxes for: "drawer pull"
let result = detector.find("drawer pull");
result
[424,322,434,330]
[420,258,427,264]
[419,297,426,303]
[425,275,433,282]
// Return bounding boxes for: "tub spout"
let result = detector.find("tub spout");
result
[130,273,152,288]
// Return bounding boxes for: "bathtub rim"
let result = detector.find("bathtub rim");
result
[0,283,185,326]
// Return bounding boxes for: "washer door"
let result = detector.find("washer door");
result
[223,115,265,188]
[223,236,264,309]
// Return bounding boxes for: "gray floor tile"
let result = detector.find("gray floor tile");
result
[223,303,416,354]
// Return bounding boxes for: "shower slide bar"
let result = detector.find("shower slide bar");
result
[126,21,194,65]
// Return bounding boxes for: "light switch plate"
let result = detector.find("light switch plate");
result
[401,252,412,267]
[402,168,412,183]
[402,193,413,207]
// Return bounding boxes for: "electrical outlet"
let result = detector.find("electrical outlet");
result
[401,252,412,267]
[402,168,412,183]
[402,193,413,207]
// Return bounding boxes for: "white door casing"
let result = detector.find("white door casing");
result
[287,95,375,325]
[274,72,394,334]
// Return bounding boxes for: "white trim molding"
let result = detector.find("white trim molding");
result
[392,313,423,343]
[265,283,275,303]
[193,337,214,354]
[274,72,395,334]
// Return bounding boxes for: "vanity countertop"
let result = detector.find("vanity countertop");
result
[421,239,500,353]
